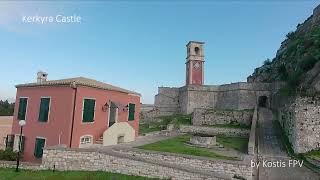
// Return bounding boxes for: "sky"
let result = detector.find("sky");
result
[0,1,319,104]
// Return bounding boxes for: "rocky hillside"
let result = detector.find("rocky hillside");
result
[247,4,320,96]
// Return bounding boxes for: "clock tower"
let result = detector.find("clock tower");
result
[186,41,205,86]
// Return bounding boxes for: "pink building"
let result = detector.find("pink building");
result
[10,73,141,162]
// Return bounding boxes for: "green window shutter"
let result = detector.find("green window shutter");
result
[38,98,50,122]
[128,103,135,121]
[18,98,28,120]
[82,99,95,122]
[34,138,45,158]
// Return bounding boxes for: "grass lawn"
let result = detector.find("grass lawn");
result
[138,135,242,160]
[216,136,249,153]
[139,123,163,134]
[305,150,320,159]
[0,168,156,180]
[139,114,192,135]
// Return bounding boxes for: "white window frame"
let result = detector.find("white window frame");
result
[38,96,51,123]
[13,134,25,152]
[81,98,96,124]
[79,135,93,148]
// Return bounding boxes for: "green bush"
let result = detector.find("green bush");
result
[0,149,18,161]
[286,31,295,40]
[277,64,288,81]
[299,55,318,72]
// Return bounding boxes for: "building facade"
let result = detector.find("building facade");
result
[10,74,140,162]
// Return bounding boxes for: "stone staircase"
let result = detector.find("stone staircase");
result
[95,136,103,145]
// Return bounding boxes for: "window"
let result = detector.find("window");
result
[34,138,45,158]
[38,97,50,122]
[82,99,95,123]
[195,47,200,55]
[80,136,92,144]
[128,103,135,121]
[5,134,14,150]
[18,98,28,120]
[79,135,93,148]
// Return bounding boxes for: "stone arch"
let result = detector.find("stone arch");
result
[258,96,268,108]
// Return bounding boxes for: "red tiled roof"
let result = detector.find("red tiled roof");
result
[16,77,141,96]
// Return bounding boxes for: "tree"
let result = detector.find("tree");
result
[263,59,272,66]
[286,31,295,40]
[0,100,14,116]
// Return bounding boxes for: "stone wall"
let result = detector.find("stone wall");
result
[0,160,43,170]
[42,146,253,180]
[179,125,250,137]
[154,87,180,115]
[248,107,258,155]
[141,104,154,112]
[154,82,277,115]
[273,95,320,153]
[192,108,254,126]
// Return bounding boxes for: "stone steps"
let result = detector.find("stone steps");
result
[95,136,103,144]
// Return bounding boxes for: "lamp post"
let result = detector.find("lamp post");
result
[16,120,26,172]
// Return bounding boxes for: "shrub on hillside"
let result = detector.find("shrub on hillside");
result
[277,64,288,81]
[286,31,295,40]
[263,59,272,66]
[299,55,318,72]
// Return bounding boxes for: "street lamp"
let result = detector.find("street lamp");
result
[16,120,26,172]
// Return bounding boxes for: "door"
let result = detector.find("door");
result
[109,102,117,127]
[34,138,45,158]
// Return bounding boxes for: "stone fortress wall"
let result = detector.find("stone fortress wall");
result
[153,79,320,154]
[154,87,180,115]
[272,94,320,153]
[151,33,320,155]
[192,108,254,126]
[154,82,282,116]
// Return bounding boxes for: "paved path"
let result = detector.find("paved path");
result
[257,108,319,180]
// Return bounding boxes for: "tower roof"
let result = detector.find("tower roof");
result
[186,41,205,47]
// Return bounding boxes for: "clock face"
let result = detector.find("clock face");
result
[193,62,200,69]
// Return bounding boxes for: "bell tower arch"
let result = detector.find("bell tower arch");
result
[186,41,205,85]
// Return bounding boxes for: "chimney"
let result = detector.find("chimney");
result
[37,71,48,83]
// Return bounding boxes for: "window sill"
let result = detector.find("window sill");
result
[81,121,95,124]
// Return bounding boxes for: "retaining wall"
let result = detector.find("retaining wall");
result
[42,146,253,180]
[192,108,253,126]
[272,93,320,153]
[179,125,250,137]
